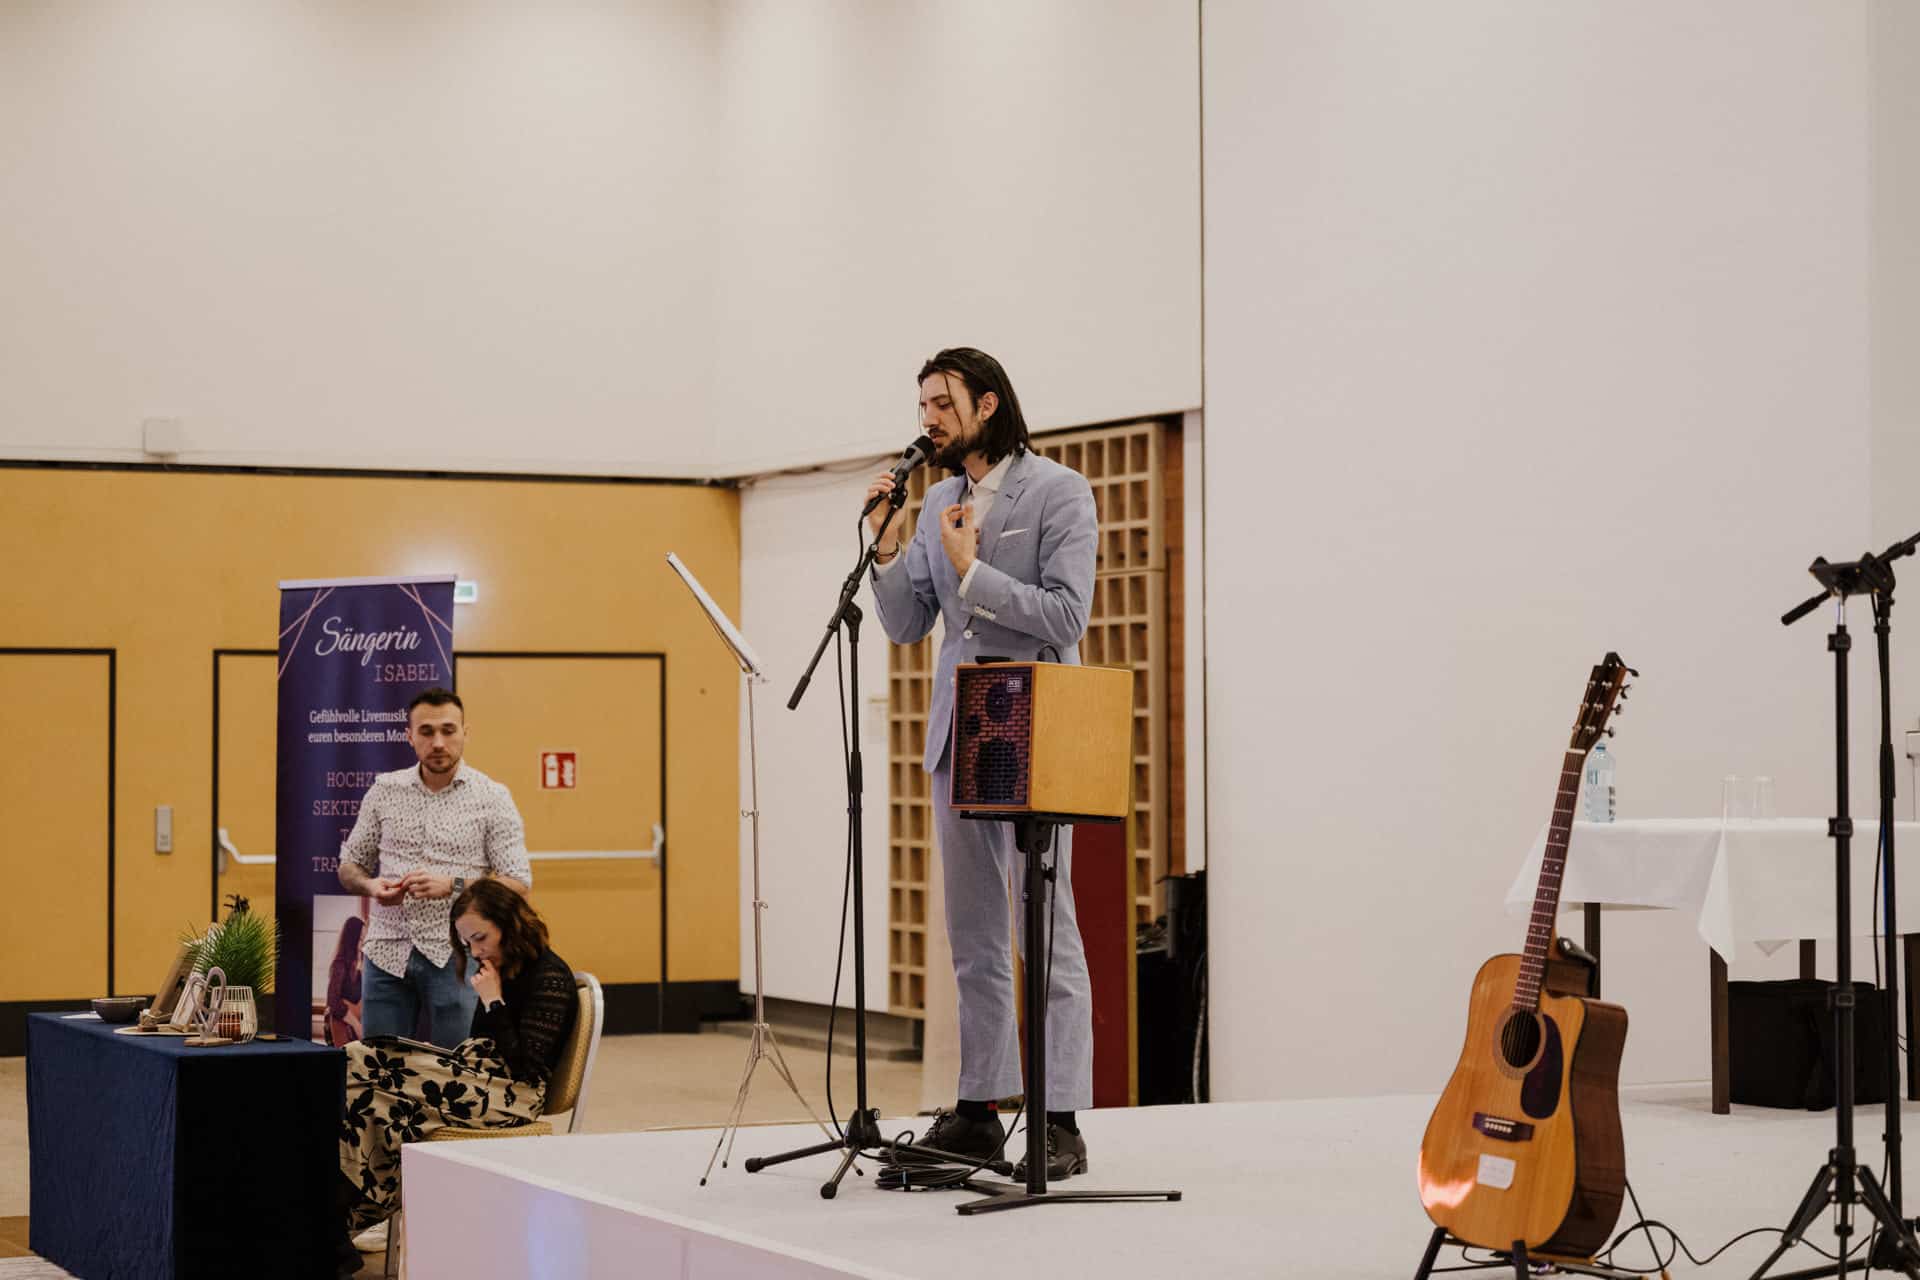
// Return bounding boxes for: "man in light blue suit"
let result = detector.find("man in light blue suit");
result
[866,347,1098,1181]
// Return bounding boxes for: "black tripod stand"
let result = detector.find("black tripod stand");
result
[744,494,1009,1197]
[952,816,1181,1215]
[1752,536,1920,1280]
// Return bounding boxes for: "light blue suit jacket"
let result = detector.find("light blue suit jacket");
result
[871,449,1098,773]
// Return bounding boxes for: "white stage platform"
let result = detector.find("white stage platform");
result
[402,1088,1920,1278]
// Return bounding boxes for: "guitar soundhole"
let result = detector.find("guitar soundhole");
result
[1498,1011,1543,1070]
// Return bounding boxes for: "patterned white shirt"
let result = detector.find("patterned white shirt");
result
[339,763,532,978]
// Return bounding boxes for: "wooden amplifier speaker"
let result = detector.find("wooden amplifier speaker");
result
[949,662,1132,820]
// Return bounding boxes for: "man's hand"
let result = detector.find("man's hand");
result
[400,871,455,901]
[939,502,978,577]
[864,473,904,547]
[471,959,503,1007]
[370,877,407,907]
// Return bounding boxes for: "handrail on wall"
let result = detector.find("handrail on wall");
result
[216,827,275,871]
[527,823,666,863]
[216,823,665,869]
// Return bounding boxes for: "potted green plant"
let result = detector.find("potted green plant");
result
[182,895,277,1036]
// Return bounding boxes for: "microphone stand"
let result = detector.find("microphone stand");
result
[1752,532,1920,1280]
[746,488,1009,1198]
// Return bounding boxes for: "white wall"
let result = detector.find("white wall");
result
[736,468,892,1006]
[1874,0,1920,777]
[0,1,718,475]
[0,2,1204,478]
[706,0,1203,475]
[1204,0,1876,1098]
[710,1,1202,1011]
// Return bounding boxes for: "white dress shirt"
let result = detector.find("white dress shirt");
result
[874,452,1014,598]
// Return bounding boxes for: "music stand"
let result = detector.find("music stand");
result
[666,553,835,1184]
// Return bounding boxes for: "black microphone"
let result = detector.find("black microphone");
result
[861,435,935,516]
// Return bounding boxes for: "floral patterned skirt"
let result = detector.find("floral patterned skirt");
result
[338,1035,547,1231]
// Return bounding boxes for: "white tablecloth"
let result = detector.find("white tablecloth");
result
[1504,818,1920,961]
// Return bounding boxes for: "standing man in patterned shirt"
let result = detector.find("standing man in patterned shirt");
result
[337,687,532,1047]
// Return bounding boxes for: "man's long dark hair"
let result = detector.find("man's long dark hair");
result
[918,347,1032,471]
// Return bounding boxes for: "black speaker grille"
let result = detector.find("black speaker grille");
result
[951,667,1032,807]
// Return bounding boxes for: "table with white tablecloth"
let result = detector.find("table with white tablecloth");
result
[1505,818,1920,1113]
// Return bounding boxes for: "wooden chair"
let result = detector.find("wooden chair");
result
[388,972,605,1277]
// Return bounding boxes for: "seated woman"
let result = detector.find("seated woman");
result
[336,879,576,1266]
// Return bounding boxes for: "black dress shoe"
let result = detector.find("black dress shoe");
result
[1011,1121,1088,1181]
[891,1109,1006,1164]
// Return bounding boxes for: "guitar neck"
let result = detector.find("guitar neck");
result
[1515,748,1586,1010]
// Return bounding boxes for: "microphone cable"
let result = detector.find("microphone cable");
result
[818,499,914,1156]
[876,850,1061,1193]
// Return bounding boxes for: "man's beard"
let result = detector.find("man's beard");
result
[932,433,972,472]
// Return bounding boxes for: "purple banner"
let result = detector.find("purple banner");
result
[275,575,455,1040]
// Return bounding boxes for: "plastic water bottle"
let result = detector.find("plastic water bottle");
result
[1583,742,1616,823]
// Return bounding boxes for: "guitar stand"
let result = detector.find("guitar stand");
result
[1413,1226,1663,1280]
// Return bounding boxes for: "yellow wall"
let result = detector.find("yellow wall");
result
[0,653,112,998]
[0,466,740,1000]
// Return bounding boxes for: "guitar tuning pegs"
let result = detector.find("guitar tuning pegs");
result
[1605,727,1616,737]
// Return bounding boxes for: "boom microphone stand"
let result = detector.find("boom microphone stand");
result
[744,492,1007,1198]
[1752,534,1920,1280]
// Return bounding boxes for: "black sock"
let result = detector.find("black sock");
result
[956,1098,995,1122]
[1047,1110,1078,1134]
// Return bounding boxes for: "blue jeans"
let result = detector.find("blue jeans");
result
[359,948,476,1048]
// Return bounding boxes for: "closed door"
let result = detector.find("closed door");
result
[214,651,277,914]
[453,655,665,988]
[0,651,112,999]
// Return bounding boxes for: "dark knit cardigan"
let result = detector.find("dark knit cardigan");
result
[469,947,577,1085]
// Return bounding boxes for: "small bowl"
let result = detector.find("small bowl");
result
[91,997,148,1024]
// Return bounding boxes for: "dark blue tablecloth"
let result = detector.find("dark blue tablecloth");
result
[26,1013,345,1279]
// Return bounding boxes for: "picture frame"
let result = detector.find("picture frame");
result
[156,941,194,1019]
[140,939,199,1030]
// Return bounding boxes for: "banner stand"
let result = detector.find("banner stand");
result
[276,574,456,1042]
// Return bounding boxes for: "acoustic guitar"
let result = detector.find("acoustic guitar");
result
[1417,652,1634,1258]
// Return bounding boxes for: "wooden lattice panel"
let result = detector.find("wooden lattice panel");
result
[885,466,938,1018]
[884,421,1178,1016]
[1045,423,1170,928]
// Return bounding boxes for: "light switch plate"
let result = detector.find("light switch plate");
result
[155,805,173,854]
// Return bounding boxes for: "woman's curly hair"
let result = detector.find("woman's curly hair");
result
[449,878,550,978]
